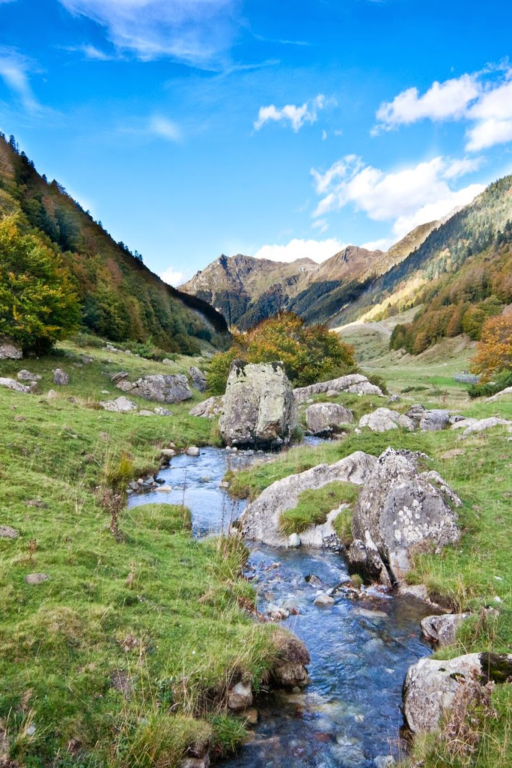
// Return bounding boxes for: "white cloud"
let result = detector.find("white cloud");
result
[312,155,484,238]
[253,237,345,264]
[312,218,329,233]
[466,119,512,152]
[160,266,189,286]
[254,94,327,132]
[361,238,394,252]
[58,0,238,67]
[148,115,181,142]
[0,47,41,112]
[375,74,480,130]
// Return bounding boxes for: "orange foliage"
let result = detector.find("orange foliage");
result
[471,309,512,381]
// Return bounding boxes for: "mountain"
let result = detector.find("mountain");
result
[0,134,228,354]
[180,221,438,329]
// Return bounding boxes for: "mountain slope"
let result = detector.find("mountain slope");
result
[0,134,228,353]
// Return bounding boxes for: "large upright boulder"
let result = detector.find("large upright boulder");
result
[349,448,461,585]
[188,366,207,392]
[305,402,353,435]
[219,361,297,448]
[117,374,192,403]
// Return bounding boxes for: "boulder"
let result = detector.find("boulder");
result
[350,448,461,586]
[189,396,223,418]
[110,371,129,384]
[154,407,173,416]
[487,386,512,402]
[421,613,470,647]
[53,369,69,386]
[294,374,384,403]
[314,594,335,607]
[359,407,414,433]
[403,653,512,734]
[17,370,41,382]
[405,404,426,429]
[0,340,22,360]
[219,361,297,448]
[453,416,512,436]
[0,377,31,394]
[186,446,200,457]
[117,374,192,403]
[237,451,377,547]
[305,402,353,435]
[420,410,450,432]
[188,366,207,392]
[269,629,310,687]
[99,396,138,413]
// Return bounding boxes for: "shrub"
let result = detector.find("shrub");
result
[468,370,512,399]
[471,310,512,382]
[0,215,80,352]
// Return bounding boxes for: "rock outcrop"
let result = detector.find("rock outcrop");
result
[421,613,469,647]
[117,374,192,403]
[188,366,207,392]
[189,396,223,418]
[419,409,450,432]
[305,402,353,435]
[237,451,377,547]
[294,374,384,403]
[359,407,414,433]
[219,361,297,448]
[451,416,512,436]
[0,377,31,394]
[403,653,512,734]
[349,448,461,586]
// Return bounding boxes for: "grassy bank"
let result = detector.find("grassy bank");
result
[0,342,277,767]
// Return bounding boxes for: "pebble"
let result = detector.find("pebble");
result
[186,446,200,457]
[25,573,50,585]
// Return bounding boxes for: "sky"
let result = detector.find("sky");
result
[1,1,512,286]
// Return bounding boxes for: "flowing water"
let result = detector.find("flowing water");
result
[128,446,431,768]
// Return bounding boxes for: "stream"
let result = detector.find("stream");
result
[128,446,432,768]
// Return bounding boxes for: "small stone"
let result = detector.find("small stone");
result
[314,594,335,607]
[305,574,323,586]
[53,369,69,386]
[160,449,176,460]
[374,757,395,768]
[46,389,58,399]
[288,533,301,548]
[186,446,200,457]
[0,525,19,539]
[17,370,41,382]
[138,410,154,416]
[156,485,173,492]
[227,681,253,711]
[25,573,49,585]
[154,407,173,416]
[14,415,25,422]
[245,708,258,725]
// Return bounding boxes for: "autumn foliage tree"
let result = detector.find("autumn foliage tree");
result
[0,215,81,353]
[470,310,512,381]
[207,312,356,394]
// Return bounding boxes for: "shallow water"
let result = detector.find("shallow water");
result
[128,446,431,767]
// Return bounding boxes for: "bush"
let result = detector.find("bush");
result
[468,370,512,399]
[207,313,355,394]
[0,215,80,352]
[470,310,512,381]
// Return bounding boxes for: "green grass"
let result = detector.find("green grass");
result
[279,481,360,535]
[0,343,280,767]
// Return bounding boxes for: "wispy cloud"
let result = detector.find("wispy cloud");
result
[312,155,484,238]
[119,115,182,143]
[160,266,189,286]
[0,47,41,112]
[254,94,331,132]
[58,0,239,68]
[253,237,345,264]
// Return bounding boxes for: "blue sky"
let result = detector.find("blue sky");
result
[1,0,512,285]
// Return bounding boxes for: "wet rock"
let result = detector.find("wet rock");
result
[0,340,23,359]
[347,535,391,588]
[186,446,200,457]
[25,573,50,585]
[180,758,210,768]
[117,374,192,403]
[270,630,310,687]
[294,374,384,403]
[314,594,335,607]
[17,370,41,382]
[53,369,69,386]
[160,448,176,463]
[305,402,354,435]
[189,396,223,418]
[421,613,470,647]
[238,451,377,547]
[188,366,207,392]
[420,409,450,432]
[99,396,138,413]
[359,408,414,433]
[245,708,258,725]
[351,448,461,586]
[227,681,253,711]
[288,533,301,548]
[0,377,31,394]
[305,574,323,587]
[374,757,395,768]
[219,361,297,448]
[0,525,19,539]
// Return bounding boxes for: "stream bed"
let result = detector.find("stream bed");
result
[128,446,432,768]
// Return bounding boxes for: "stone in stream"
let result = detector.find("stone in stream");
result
[269,629,310,687]
[305,402,354,435]
[117,374,192,403]
[186,446,200,457]
[349,448,461,586]
[288,533,301,548]
[219,361,297,448]
[53,369,69,386]
[314,594,335,607]
[227,681,253,711]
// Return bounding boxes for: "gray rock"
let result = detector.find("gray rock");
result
[421,613,470,647]
[454,416,512,436]
[17,370,41,382]
[420,409,450,431]
[359,407,414,433]
[154,407,173,416]
[117,374,192,403]
[160,448,177,461]
[288,533,301,548]
[46,389,58,399]
[189,396,223,418]
[305,402,353,435]
[0,525,19,539]
[99,396,138,413]
[374,757,395,768]
[294,374,384,403]
[110,371,129,383]
[350,448,461,585]
[487,386,512,402]
[0,340,23,359]
[188,366,207,392]
[138,409,154,416]
[219,361,297,448]
[314,594,335,607]
[0,377,31,394]
[227,681,253,711]
[53,369,69,386]
[186,446,200,457]
[238,451,377,548]
[270,630,310,687]
[180,758,210,768]
[405,404,426,429]
[347,535,392,588]
[25,573,50,585]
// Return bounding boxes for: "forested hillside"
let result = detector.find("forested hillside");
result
[0,134,228,354]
